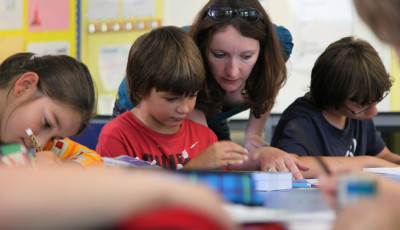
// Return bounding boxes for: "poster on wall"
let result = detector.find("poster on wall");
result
[28,0,70,31]
[122,0,155,18]
[98,44,130,91]
[86,0,119,21]
[27,41,70,55]
[0,0,23,30]
[284,0,353,73]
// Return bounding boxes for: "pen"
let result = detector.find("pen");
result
[292,182,312,188]
[287,120,331,175]
[25,128,42,152]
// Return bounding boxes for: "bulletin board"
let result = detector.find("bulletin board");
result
[0,0,78,62]
[80,0,163,115]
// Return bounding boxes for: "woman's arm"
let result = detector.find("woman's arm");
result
[187,109,208,126]
[244,111,270,150]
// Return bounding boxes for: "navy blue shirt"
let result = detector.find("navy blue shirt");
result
[271,96,385,157]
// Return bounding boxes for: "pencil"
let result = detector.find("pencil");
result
[25,128,42,152]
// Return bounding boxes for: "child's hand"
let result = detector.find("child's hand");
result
[183,141,248,170]
[34,151,63,167]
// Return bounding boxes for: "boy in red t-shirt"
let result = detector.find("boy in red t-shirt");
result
[96,26,248,170]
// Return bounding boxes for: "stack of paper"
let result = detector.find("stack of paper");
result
[251,172,293,191]
[363,167,400,183]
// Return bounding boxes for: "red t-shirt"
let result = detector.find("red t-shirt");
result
[96,111,218,169]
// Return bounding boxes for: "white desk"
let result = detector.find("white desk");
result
[225,187,335,230]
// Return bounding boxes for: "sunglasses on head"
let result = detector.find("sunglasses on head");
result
[207,4,263,24]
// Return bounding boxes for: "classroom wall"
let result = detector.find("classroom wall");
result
[0,0,399,117]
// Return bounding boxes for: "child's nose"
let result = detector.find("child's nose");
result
[177,101,190,114]
[366,105,378,117]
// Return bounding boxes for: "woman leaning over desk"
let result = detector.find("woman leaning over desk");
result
[187,0,308,177]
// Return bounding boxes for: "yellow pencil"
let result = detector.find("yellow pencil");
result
[25,128,42,152]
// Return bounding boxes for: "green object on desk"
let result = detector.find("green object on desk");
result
[0,142,33,167]
[0,143,26,155]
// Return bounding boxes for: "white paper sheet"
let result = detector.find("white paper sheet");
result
[0,0,23,30]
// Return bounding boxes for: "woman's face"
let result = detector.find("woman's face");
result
[206,25,260,94]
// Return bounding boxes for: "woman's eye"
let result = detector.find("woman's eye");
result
[213,52,225,58]
[242,54,253,60]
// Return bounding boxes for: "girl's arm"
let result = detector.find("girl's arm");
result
[0,167,237,230]
[244,110,270,151]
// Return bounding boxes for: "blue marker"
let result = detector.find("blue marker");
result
[292,179,312,188]
[337,174,377,210]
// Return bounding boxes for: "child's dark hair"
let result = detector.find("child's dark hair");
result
[310,36,392,110]
[0,52,96,134]
[126,26,205,105]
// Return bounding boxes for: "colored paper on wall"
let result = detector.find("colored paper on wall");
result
[27,41,70,55]
[122,0,156,18]
[28,0,70,31]
[0,36,24,63]
[98,44,130,91]
[0,0,23,30]
[86,0,119,21]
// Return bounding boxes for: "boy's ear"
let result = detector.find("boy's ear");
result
[14,72,39,97]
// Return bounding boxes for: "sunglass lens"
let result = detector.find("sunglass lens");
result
[208,5,233,20]
[239,8,261,23]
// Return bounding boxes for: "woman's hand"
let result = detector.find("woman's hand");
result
[183,141,249,170]
[233,146,309,179]
[243,134,269,151]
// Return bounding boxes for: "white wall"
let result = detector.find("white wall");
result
[163,0,208,26]
[264,0,391,116]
